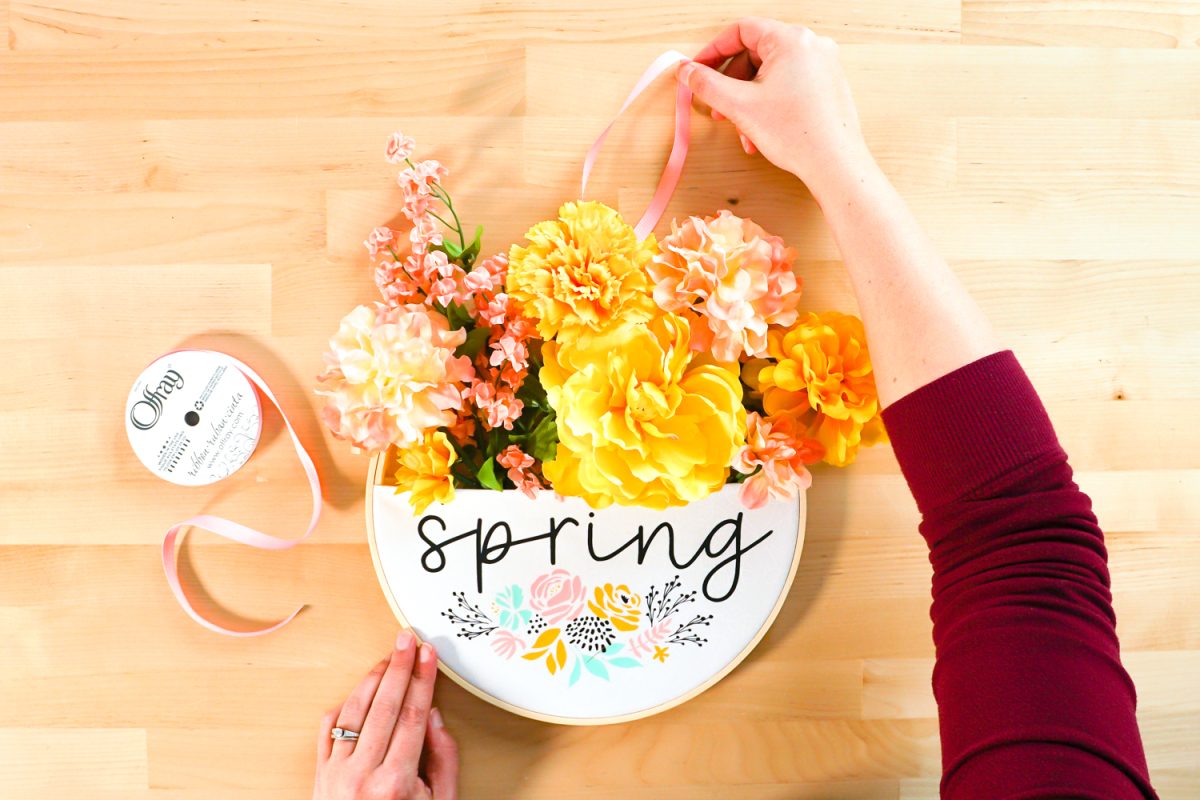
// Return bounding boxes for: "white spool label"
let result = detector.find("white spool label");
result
[125,351,263,486]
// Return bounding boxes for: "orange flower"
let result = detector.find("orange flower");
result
[746,311,885,467]
[506,201,657,345]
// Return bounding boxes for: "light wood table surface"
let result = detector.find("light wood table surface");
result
[2,2,1198,798]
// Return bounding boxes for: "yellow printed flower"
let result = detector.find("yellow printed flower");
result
[587,583,643,632]
[541,314,746,509]
[745,311,885,467]
[506,201,657,345]
[393,430,457,514]
[521,627,569,675]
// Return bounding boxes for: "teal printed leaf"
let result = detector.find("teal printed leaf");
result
[498,610,514,630]
[477,457,502,491]
[568,657,583,687]
[603,642,624,656]
[584,657,610,681]
[511,585,523,608]
[519,609,532,626]
[607,657,642,669]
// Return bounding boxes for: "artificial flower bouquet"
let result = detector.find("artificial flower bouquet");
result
[317,133,885,514]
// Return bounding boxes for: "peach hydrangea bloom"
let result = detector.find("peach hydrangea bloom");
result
[506,201,657,345]
[393,430,458,514]
[733,412,824,509]
[745,311,886,467]
[316,303,474,452]
[649,210,801,361]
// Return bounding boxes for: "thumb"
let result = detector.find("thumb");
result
[424,708,459,800]
[676,60,745,119]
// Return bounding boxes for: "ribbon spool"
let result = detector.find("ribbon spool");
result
[125,350,321,636]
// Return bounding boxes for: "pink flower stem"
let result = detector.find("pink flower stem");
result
[406,156,466,249]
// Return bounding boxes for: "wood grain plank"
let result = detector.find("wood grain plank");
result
[0,728,147,793]
[0,45,525,121]
[0,264,271,338]
[7,0,961,50]
[529,43,1200,119]
[0,193,323,265]
[0,117,526,193]
[963,0,1200,47]
[957,118,1200,190]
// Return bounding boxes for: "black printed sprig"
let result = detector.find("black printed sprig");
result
[441,591,497,640]
[667,613,713,646]
[645,575,698,625]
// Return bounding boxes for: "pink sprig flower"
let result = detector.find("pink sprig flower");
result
[497,444,543,498]
[385,132,416,165]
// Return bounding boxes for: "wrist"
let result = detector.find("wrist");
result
[800,142,882,208]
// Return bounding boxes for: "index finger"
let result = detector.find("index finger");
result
[384,641,439,772]
[693,17,784,68]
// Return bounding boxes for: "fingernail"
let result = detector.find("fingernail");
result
[431,707,444,729]
[395,630,413,650]
[739,133,752,154]
[676,61,695,84]
[419,641,435,662]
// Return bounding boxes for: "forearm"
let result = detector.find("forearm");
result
[808,154,1001,408]
[882,353,1156,798]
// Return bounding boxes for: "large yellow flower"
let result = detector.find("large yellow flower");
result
[393,430,457,514]
[745,311,885,467]
[541,314,746,509]
[506,201,657,345]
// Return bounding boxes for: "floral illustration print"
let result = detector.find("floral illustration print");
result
[441,570,713,686]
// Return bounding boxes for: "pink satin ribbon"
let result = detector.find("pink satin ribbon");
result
[581,49,692,240]
[161,351,321,636]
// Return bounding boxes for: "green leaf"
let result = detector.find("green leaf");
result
[455,325,491,359]
[607,656,642,669]
[477,456,503,491]
[583,657,610,681]
[526,412,559,464]
[461,224,484,266]
[429,239,463,260]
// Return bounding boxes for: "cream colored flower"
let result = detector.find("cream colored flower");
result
[317,303,473,452]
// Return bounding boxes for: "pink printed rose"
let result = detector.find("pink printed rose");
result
[528,569,586,625]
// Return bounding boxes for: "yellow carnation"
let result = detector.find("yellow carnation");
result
[506,201,657,345]
[746,311,885,467]
[541,314,746,509]
[393,430,457,514]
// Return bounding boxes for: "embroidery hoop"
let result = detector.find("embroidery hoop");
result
[364,449,807,725]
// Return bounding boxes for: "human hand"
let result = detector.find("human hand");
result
[313,631,458,800]
[677,17,874,196]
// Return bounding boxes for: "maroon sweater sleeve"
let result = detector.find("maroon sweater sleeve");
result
[880,351,1157,799]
